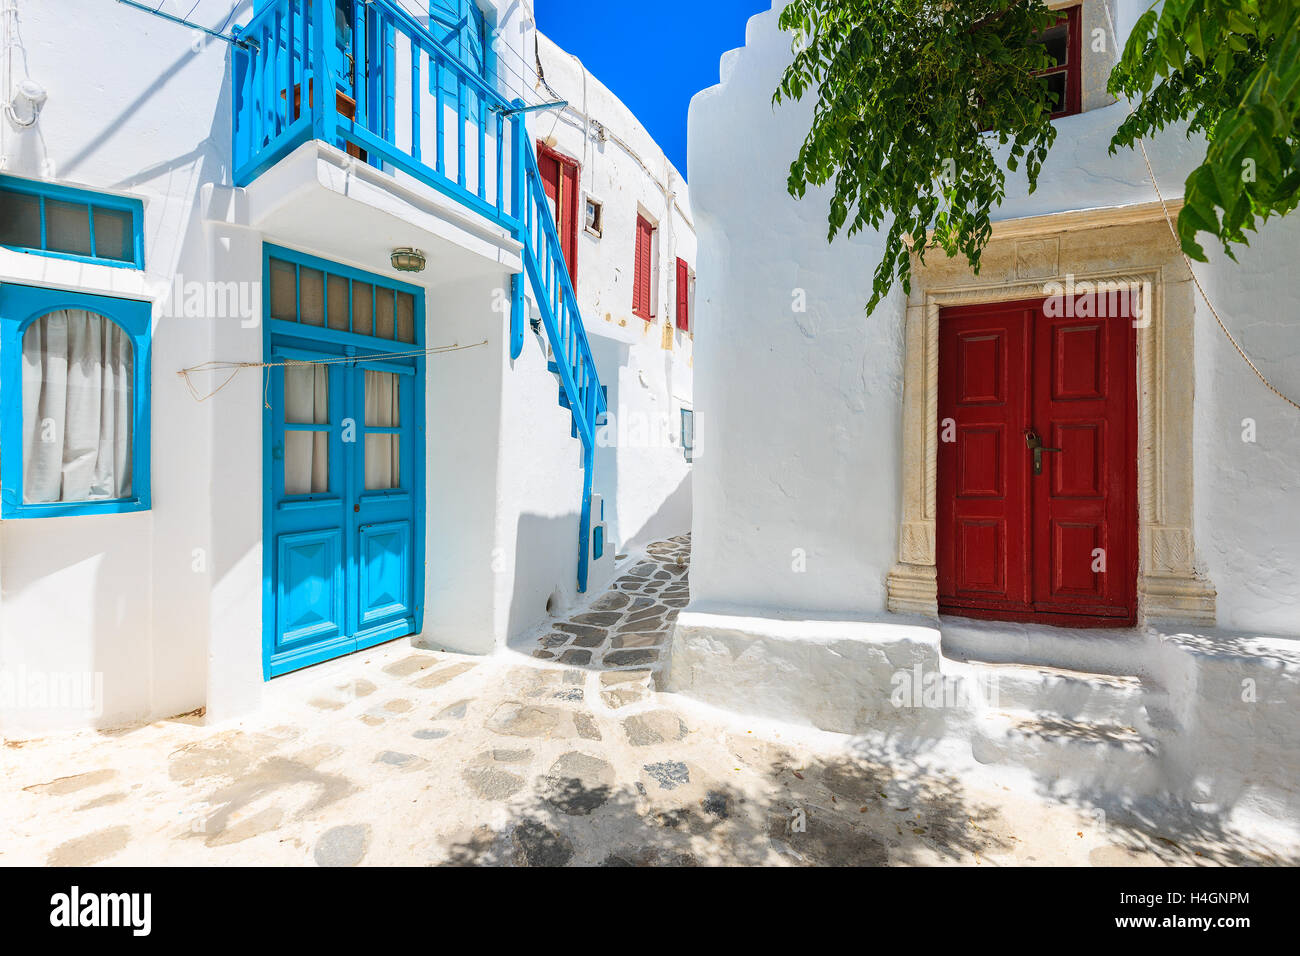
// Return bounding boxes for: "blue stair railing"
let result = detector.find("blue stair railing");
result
[231,3,607,593]
[512,126,609,593]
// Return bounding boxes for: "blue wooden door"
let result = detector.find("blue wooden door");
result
[331,0,359,99]
[263,248,424,678]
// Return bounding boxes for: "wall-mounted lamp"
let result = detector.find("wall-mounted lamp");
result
[6,79,47,129]
[390,247,426,273]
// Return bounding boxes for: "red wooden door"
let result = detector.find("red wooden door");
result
[536,143,579,285]
[937,295,1136,626]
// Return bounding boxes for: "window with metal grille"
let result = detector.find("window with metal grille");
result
[0,177,143,269]
[267,248,421,344]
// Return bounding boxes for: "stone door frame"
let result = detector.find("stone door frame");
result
[885,202,1217,626]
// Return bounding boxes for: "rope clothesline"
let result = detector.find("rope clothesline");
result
[177,339,489,407]
[1137,138,1300,412]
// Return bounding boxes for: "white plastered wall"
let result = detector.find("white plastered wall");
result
[0,0,631,733]
[685,0,1299,636]
[529,33,695,555]
[673,0,1300,829]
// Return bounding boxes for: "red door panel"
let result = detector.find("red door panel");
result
[937,294,1136,627]
[937,305,1031,612]
[1031,296,1137,620]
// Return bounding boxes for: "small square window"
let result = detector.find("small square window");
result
[45,199,93,257]
[269,258,298,321]
[92,206,134,262]
[585,198,603,238]
[299,268,326,327]
[352,281,374,336]
[327,274,350,332]
[395,292,416,344]
[0,190,41,249]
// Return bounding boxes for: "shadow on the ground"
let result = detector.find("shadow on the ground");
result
[1058,789,1299,867]
[439,738,1015,866]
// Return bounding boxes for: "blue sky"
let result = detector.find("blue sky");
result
[535,0,772,182]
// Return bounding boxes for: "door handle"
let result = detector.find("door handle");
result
[1024,428,1061,476]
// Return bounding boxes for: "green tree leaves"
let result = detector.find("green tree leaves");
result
[774,1,1060,313]
[775,0,1300,310]
[1110,0,1300,261]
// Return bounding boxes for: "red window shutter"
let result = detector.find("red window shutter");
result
[675,258,690,331]
[634,215,654,320]
[633,221,645,318]
[642,220,654,316]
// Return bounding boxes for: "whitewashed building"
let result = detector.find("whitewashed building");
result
[532,32,696,557]
[0,0,692,735]
[675,0,1300,843]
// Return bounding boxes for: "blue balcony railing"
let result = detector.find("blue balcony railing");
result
[232,0,609,591]
[232,0,519,226]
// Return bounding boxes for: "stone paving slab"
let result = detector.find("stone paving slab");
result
[0,537,1290,867]
[527,535,691,681]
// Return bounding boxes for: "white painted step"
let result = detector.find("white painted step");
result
[970,708,1162,797]
[944,658,1149,727]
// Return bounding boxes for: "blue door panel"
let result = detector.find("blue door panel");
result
[276,528,346,650]
[359,520,412,625]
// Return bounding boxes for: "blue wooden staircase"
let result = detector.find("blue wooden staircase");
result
[510,130,609,593]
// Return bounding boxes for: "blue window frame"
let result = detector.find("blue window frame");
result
[0,284,152,518]
[0,176,145,269]
[264,243,423,347]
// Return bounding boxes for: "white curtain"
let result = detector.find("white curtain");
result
[364,370,400,491]
[21,309,133,503]
[283,364,329,495]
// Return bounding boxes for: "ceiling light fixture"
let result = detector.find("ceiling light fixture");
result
[391,248,427,273]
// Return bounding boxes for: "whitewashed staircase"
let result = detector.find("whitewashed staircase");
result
[942,657,1169,797]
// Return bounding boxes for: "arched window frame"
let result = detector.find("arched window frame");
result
[0,284,152,518]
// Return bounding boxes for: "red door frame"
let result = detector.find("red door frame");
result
[536,142,580,286]
[937,295,1138,628]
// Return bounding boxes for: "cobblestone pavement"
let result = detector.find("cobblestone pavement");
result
[0,537,1288,867]
[528,535,690,680]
